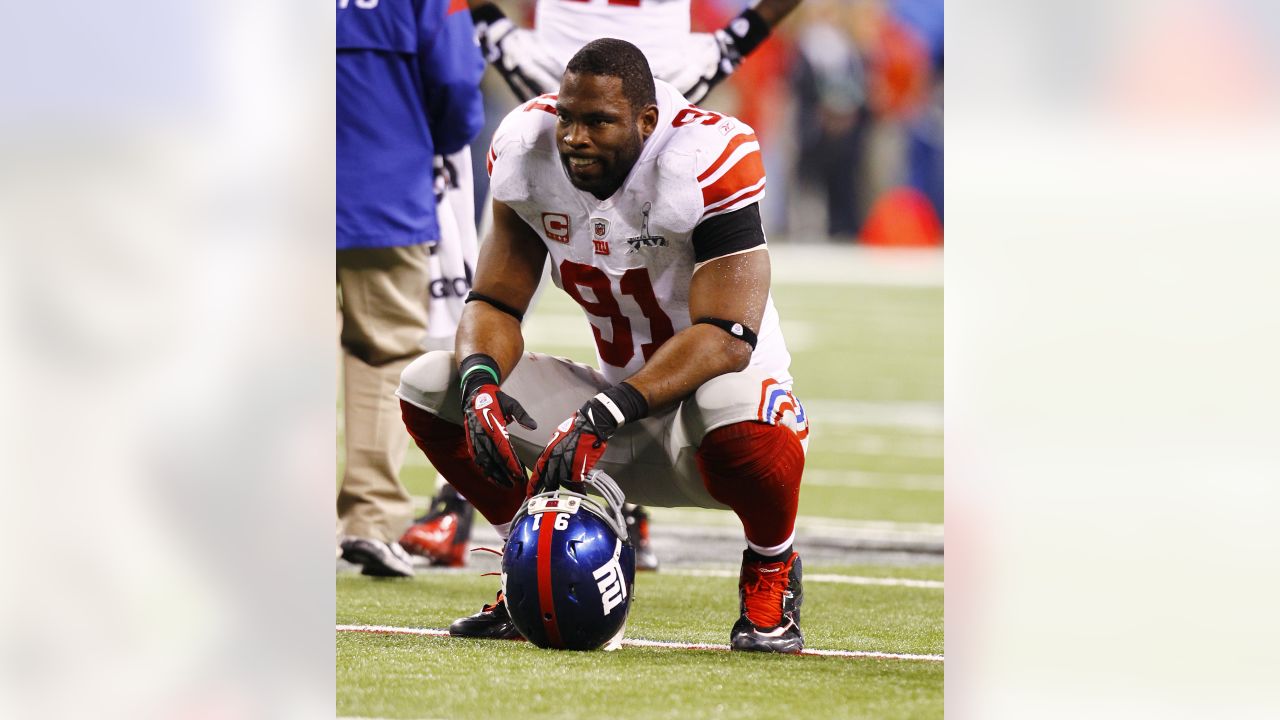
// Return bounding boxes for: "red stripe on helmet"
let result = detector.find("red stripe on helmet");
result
[536,513,564,648]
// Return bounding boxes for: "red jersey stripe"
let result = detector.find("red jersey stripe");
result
[446,0,468,14]
[701,150,765,209]
[696,132,759,184]
[704,182,765,217]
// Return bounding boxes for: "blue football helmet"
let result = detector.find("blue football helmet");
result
[501,470,636,650]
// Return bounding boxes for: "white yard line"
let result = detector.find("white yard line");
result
[803,469,943,492]
[336,624,943,662]
[660,568,942,589]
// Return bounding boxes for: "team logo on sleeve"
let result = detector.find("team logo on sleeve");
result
[624,202,668,254]
[542,212,570,243]
[591,218,610,255]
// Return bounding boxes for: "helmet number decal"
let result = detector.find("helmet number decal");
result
[529,510,572,532]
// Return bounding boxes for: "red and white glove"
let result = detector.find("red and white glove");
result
[531,383,647,493]
[460,355,537,488]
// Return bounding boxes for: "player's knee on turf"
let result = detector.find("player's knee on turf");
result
[397,350,462,421]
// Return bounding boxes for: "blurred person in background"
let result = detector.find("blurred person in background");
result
[401,0,805,572]
[785,0,942,242]
[792,0,870,239]
[467,0,802,105]
[337,0,485,577]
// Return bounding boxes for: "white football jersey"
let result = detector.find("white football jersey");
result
[534,0,693,82]
[487,79,792,386]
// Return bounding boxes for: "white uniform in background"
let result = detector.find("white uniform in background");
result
[475,0,724,104]
[424,146,479,351]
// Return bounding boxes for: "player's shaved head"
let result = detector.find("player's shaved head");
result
[565,38,657,115]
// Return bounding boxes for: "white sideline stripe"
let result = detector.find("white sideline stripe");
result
[336,625,943,662]
[661,568,943,589]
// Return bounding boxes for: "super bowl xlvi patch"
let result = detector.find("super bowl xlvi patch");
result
[757,379,809,440]
[624,202,667,254]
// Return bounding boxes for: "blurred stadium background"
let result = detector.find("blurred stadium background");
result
[339,1,944,713]
[470,0,943,247]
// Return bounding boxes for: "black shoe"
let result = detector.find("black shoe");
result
[730,549,804,653]
[623,504,659,571]
[340,537,415,578]
[449,591,523,640]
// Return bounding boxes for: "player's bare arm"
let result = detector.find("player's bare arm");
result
[623,247,770,413]
[454,199,548,488]
[455,199,547,378]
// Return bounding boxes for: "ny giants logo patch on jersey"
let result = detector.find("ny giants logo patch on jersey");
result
[591,217,610,255]
[624,202,667,254]
[542,212,569,243]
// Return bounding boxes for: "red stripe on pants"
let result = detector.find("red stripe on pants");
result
[399,400,525,525]
[696,421,805,548]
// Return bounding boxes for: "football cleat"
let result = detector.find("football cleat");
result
[501,470,636,650]
[340,537,415,578]
[624,504,659,572]
[730,549,804,654]
[448,590,523,640]
[400,489,475,567]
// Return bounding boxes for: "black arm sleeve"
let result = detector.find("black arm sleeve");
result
[691,203,766,264]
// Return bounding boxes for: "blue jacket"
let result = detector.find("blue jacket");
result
[337,0,485,249]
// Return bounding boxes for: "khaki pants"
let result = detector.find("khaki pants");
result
[337,244,432,543]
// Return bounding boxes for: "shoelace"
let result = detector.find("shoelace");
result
[742,561,790,629]
[472,546,506,604]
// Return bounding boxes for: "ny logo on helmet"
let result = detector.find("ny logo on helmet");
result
[593,539,628,616]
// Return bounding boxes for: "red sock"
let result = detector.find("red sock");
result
[400,400,525,526]
[696,421,805,549]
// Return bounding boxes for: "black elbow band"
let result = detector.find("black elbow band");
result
[469,2,507,25]
[695,317,758,349]
[728,8,771,57]
[466,291,524,323]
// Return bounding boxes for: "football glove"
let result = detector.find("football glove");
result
[460,355,537,488]
[531,383,647,492]
[470,2,561,102]
[676,9,772,104]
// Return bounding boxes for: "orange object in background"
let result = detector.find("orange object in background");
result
[860,186,942,246]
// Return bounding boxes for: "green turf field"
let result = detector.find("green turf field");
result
[338,252,943,718]
[338,569,942,720]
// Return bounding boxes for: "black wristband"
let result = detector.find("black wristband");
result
[466,291,524,323]
[604,382,649,424]
[459,353,501,405]
[581,382,648,439]
[469,2,506,26]
[725,8,771,57]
